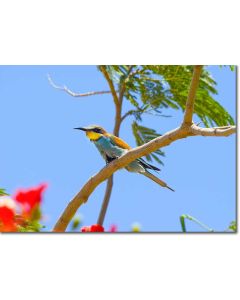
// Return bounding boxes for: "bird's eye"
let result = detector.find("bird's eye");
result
[94,128,101,133]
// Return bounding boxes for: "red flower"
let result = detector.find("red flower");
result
[0,206,15,225]
[0,197,16,232]
[109,224,118,232]
[81,224,104,232]
[14,183,47,214]
[81,226,90,232]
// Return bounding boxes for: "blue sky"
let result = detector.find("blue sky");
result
[0,66,236,232]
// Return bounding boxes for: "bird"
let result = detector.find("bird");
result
[74,125,174,192]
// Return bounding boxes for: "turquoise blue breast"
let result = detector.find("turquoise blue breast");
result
[93,136,145,173]
[94,136,126,158]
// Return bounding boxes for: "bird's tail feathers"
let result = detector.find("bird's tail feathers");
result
[138,158,161,171]
[142,171,175,192]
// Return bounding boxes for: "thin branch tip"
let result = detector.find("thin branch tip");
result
[48,73,112,98]
[191,124,236,137]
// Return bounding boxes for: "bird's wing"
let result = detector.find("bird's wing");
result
[108,135,160,171]
[108,134,131,150]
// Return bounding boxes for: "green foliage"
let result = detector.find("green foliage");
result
[18,205,44,232]
[180,215,237,233]
[220,65,236,71]
[0,188,9,196]
[132,121,165,165]
[30,206,42,222]
[18,220,44,232]
[71,215,82,231]
[100,65,235,166]
[228,221,237,232]
[146,65,235,127]
[180,214,214,232]
[180,215,187,232]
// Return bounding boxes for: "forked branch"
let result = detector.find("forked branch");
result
[47,74,112,98]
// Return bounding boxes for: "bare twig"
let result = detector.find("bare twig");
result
[47,74,112,98]
[182,66,203,126]
[48,70,118,228]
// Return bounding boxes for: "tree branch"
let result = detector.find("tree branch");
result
[182,66,203,126]
[97,66,135,227]
[53,121,236,232]
[191,124,236,137]
[98,67,119,108]
[47,74,112,98]
[118,65,135,105]
[97,175,114,225]
[96,67,121,227]
[53,126,186,231]
[99,66,121,136]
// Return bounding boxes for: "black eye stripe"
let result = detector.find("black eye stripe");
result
[94,128,101,133]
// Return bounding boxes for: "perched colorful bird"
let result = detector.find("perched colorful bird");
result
[74,125,174,191]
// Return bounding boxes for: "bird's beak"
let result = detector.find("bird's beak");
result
[74,127,88,131]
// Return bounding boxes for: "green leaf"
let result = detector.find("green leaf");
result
[105,65,235,127]
[180,215,187,232]
[148,65,235,127]
[99,65,235,168]
[228,221,237,232]
[0,188,9,196]
[125,92,139,108]
[71,215,82,230]
[30,205,42,222]
[219,65,235,71]
[18,220,44,232]
[179,214,214,232]
[132,121,164,165]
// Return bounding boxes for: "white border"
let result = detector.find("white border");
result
[0,1,239,299]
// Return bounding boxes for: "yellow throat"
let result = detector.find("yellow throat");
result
[86,131,102,141]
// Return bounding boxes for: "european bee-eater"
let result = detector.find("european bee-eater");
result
[74,125,174,192]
